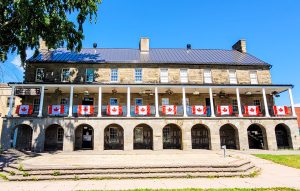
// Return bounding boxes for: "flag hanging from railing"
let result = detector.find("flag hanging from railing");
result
[217,105,233,116]
[273,106,289,116]
[135,105,151,116]
[48,105,65,115]
[244,106,260,116]
[192,105,207,115]
[16,105,33,115]
[162,105,177,115]
[78,105,94,115]
[107,105,123,116]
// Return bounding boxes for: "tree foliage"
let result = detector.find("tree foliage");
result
[0,0,102,66]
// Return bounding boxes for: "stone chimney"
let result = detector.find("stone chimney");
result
[39,38,48,51]
[139,37,149,53]
[232,39,246,53]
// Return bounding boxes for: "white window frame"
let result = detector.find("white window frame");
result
[35,68,45,82]
[204,69,212,84]
[134,68,143,83]
[109,127,118,143]
[228,70,237,84]
[33,98,40,114]
[111,69,119,82]
[160,69,168,83]
[250,71,258,84]
[61,68,71,82]
[162,98,169,105]
[86,68,95,82]
[180,69,188,83]
[57,127,64,143]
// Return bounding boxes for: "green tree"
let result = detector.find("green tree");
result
[0,0,102,66]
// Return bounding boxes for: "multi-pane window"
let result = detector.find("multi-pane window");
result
[135,98,143,106]
[6,97,15,107]
[162,98,169,105]
[135,68,142,82]
[232,99,238,113]
[110,98,118,105]
[109,127,118,143]
[60,98,68,105]
[250,71,258,84]
[163,127,170,143]
[86,69,95,82]
[229,70,237,84]
[160,69,168,83]
[204,69,212,83]
[180,69,188,83]
[111,69,118,82]
[33,98,40,113]
[57,127,64,143]
[61,69,70,82]
[35,68,45,82]
[253,99,261,111]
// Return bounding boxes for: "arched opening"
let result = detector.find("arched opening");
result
[275,124,293,149]
[44,124,64,151]
[247,124,268,150]
[219,124,239,150]
[191,124,210,149]
[75,124,94,150]
[134,124,153,150]
[11,124,33,151]
[104,124,124,150]
[163,124,182,149]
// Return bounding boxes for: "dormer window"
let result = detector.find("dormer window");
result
[86,68,95,82]
[111,69,119,82]
[180,69,188,83]
[35,68,45,82]
[135,68,142,82]
[204,69,212,84]
[229,70,237,84]
[160,69,168,83]
[250,71,258,84]
[61,68,70,82]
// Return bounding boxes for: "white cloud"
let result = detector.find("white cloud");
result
[11,49,34,70]
[295,103,300,107]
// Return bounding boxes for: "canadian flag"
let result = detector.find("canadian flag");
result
[244,106,260,116]
[107,105,123,116]
[78,105,94,115]
[192,105,207,115]
[135,105,151,116]
[16,105,33,115]
[273,106,289,116]
[217,105,233,116]
[162,105,177,115]
[48,105,65,115]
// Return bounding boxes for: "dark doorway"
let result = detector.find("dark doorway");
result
[191,124,210,149]
[44,124,64,151]
[205,98,211,116]
[275,124,292,149]
[247,124,267,150]
[11,125,33,151]
[75,124,94,150]
[104,124,124,150]
[134,124,153,150]
[82,97,94,105]
[220,124,239,149]
[163,124,182,149]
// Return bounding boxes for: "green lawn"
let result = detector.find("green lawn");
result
[78,189,299,191]
[254,154,300,169]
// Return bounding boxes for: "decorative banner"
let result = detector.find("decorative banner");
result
[162,105,177,115]
[273,106,289,116]
[192,105,207,115]
[135,105,151,116]
[217,105,233,116]
[15,88,40,96]
[107,105,123,116]
[244,106,260,116]
[16,105,33,115]
[48,105,65,115]
[78,105,94,115]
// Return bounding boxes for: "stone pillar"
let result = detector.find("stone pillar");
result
[124,121,133,151]
[31,121,44,152]
[97,87,102,117]
[182,87,187,117]
[7,86,15,117]
[153,121,162,150]
[37,86,45,117]
[209,123,221,150]
[63,121,75,152]
[265,125,278,150]
[288,88,297,117]
[209,88,215,117]
[237,121,249,150]
[93,121,103,151]
[236,88,243,117]
[182,122,192,150]
[155,87,159,117]
[68,86,74,117]
[262,88,270,117]
[127,87,131,117]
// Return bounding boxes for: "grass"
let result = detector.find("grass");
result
[254,154,300,169]
[77,188,300,191]
[0,173,8,180]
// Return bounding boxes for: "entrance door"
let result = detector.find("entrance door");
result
[82,127,93,149]
[82,98,94,105]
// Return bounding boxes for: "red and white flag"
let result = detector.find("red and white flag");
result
[244,106,260,116]
[217,105,233,116]
[273,106,289,116]
[162,105,177,115]
[192,105,206,115]
[16,105,33,115]
[78,105,94,115]
[107,105,123,116]
[135,105,151,116]
[48,105,65,115]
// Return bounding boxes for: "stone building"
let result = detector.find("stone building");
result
[1,38,299,152]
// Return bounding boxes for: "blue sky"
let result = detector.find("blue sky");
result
[2,0,300,105]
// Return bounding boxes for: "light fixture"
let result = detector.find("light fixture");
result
[219,91,226,98]
[245,91,252,95]
[84,91,89,96]
[193,91,200,95]
[165,89,174,95]
[54,88,62,97]
[213,93,217,97]
[112,88,118,95]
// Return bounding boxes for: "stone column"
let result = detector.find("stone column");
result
[155,87,159,117]
[209,122,221,150]
[236,88,243,117]
[182,87,187,117]
[288,88,297,117]
[262,88,270,117]
[31,121,45,152]
[7,86,15,117]
[68,86,74,117]
[152,121,163,150]
[127,87,131,117]
[37,86,45,117]
[97,87,102,117]
[182,122,192,150]
[93,120,103,151]
[209,88,215,117]
[124,121,133,151]
[63,121,75,152]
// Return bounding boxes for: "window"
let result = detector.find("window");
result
[61,69,70,82]
[135,98,143,106]
[111,69,118,82]
[162,98,169,105]
[33,98,40,113]
[135,68,142,82]
[57,127,64,143]
[204,69,212,83]
[109,98,118,105]
[232,99,238,113]
[35,68,45,82]
[180,69,188,83]
[229,70,237,84]
[163,127,170,143]
[60,98,69,105]
[86,69,95,82]
[160,69,168,83]
[250,71,258,84]
[109,127,118,143]
[6,97,15,107]
[253,99,261,111]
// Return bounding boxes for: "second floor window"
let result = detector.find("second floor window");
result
[204,69,212,84]
[111,69,118,82]
[180,69,188,83]
[6,97,15,107]
[36,68,45,82]
[135,68,142,82]
[229,70,237,84]
[61,69,70,82]
[33,98,40,113]
[160,69,168,83]
[250,71,258,84]
[162,98,169,105]
[253,99,261,110]
[60,98,69,105]
[86,69,95,82]
[232,99,238,113]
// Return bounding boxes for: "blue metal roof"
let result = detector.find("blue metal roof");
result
[27,48,269,66]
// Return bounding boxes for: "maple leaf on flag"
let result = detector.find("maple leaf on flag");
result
[279,108,283,112]
[112,108,117,112]
[197,108,202,112]
[54,107,59,112]
[141,108,145,112]
[21,108,27,112]
[250,108,255,112]
[223,108,228,112]
[83,107,88,112]
[168,107,173,112]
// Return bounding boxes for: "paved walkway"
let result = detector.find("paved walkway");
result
[1,150,300,191]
